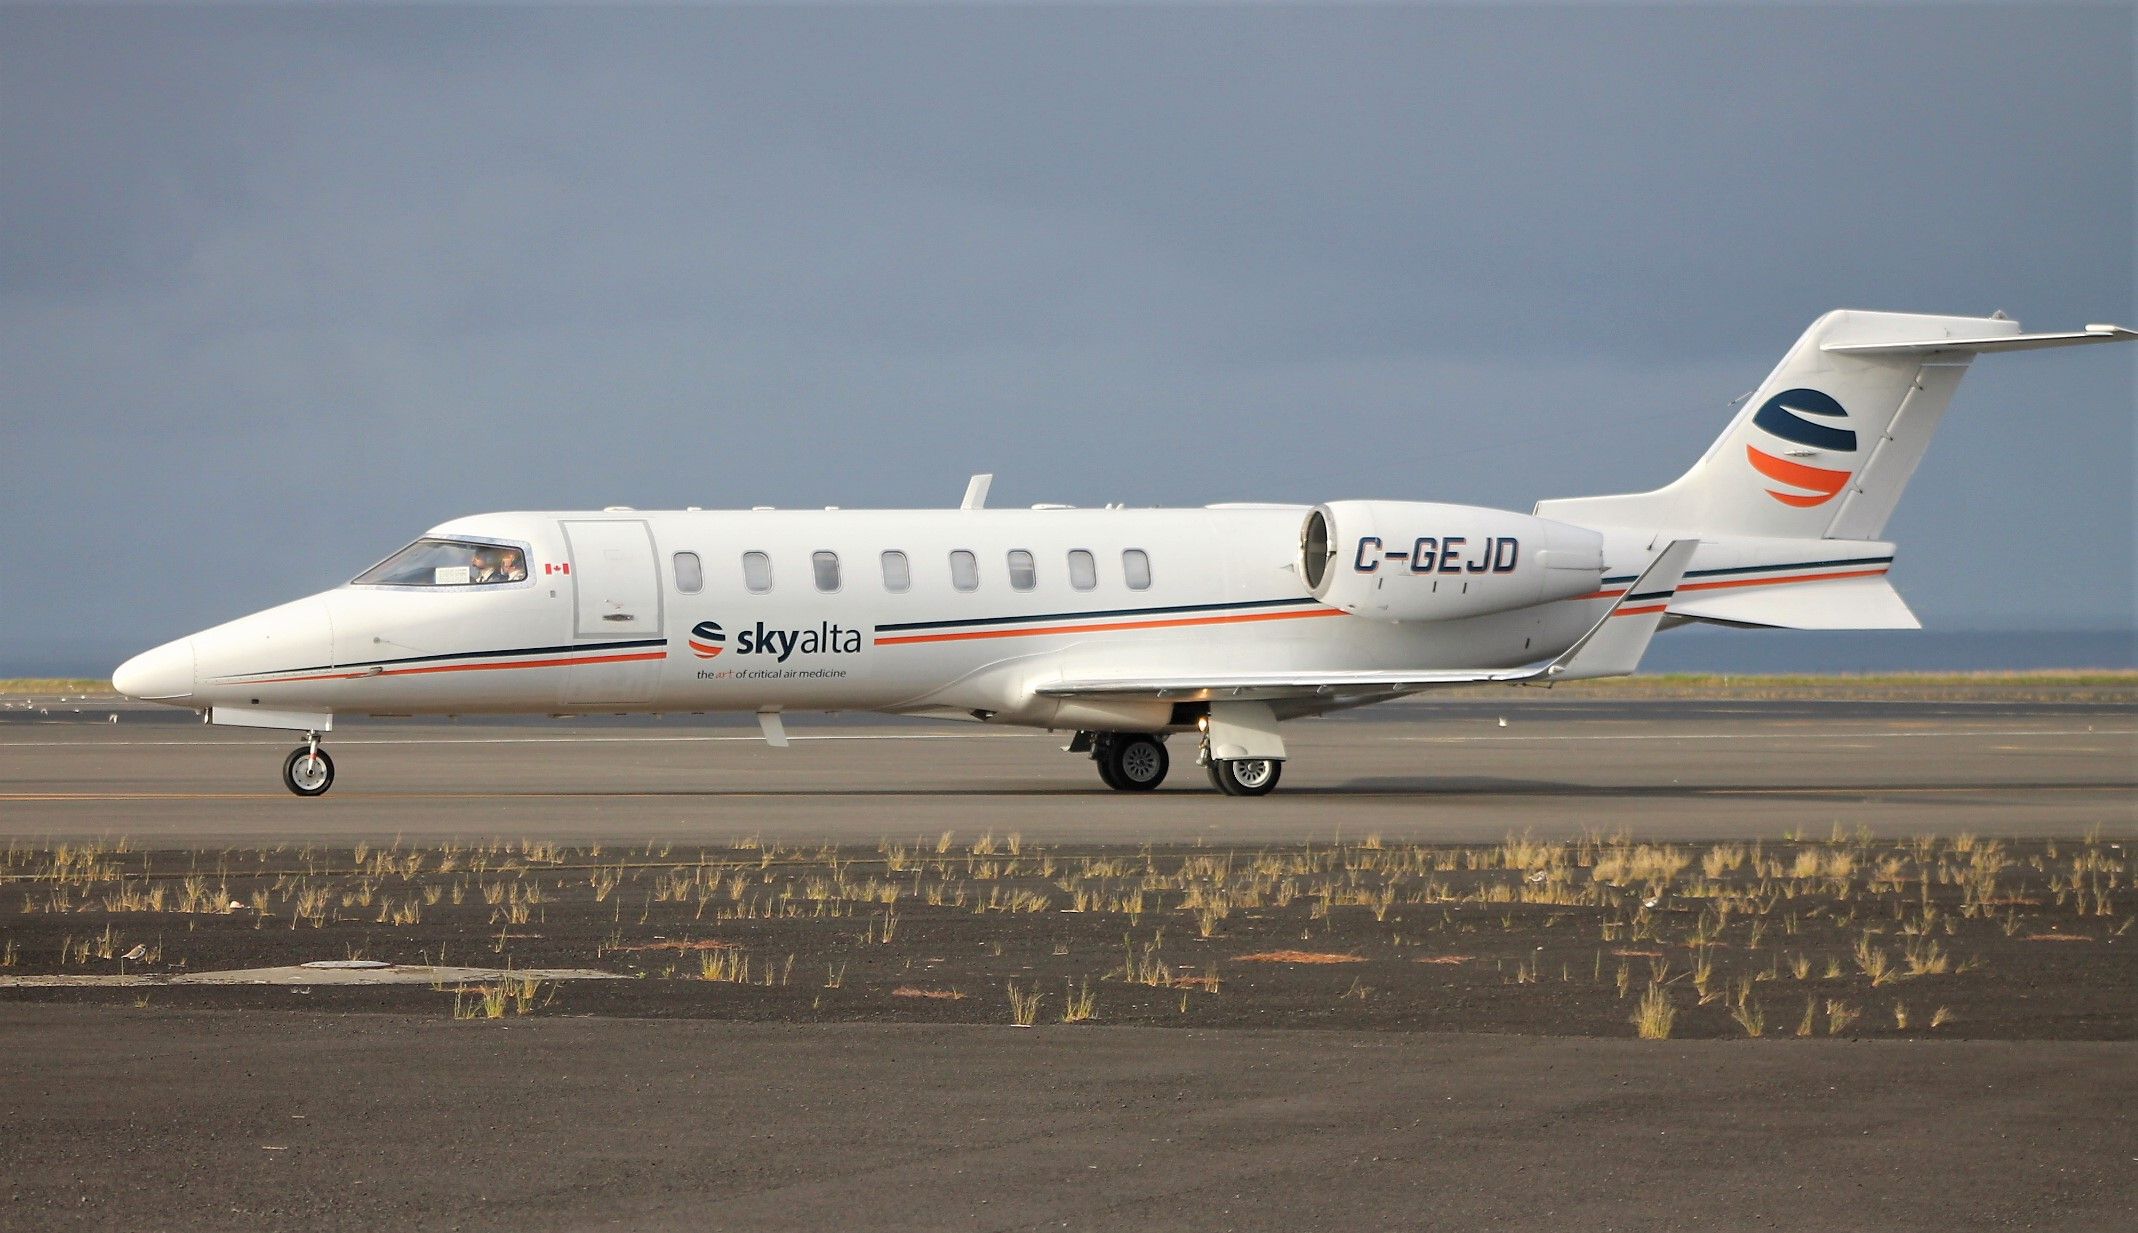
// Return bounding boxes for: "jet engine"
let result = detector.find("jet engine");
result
[1300,500,1607,622]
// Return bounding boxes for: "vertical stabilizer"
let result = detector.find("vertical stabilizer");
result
[1535,311,2131,540]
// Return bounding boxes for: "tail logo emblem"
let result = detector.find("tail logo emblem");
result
[687,620,727,659]
[1747,387,1854,507]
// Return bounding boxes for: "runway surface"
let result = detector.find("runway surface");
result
[5,1005,2130,1233]
[1,697,2130,842]
[4,694,2133,1231]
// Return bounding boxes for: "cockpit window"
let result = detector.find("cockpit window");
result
[353,539,529,587]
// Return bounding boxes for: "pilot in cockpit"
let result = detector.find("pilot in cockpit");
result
[470,549,505,584]
[497,548,527,582]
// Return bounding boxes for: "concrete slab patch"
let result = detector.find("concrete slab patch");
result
[0,964,625,988]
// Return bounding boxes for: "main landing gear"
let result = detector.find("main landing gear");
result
[1090,732,1170,791]
[1074,731,1285,796]
[281,732,335,798]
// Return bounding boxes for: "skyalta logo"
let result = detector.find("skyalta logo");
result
[687,621,727,659]
[1746,387,1856,508]
[689,619,862,664]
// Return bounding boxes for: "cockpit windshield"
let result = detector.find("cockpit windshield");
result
[353,539,528,587]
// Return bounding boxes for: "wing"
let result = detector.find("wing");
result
[1036,540,1699,704]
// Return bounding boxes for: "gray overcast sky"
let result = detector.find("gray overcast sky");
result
[2,2,2132,673]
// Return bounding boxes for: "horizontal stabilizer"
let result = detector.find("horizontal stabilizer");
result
[1670,573,1919,630]
[1822,324,2135,356]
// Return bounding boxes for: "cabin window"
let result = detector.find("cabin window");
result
[353,539,528,587]
[813,551,841,593]
[949,550,979,592]
[673,552,703,594]
[881,550,911,593]
[742,551,773,593]
[1007,549,1037,591]
[1067,549,1097,591]
[1123,548,1152,591]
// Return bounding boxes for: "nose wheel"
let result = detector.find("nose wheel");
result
[282,737,335,798]
[1207,756,1281,797]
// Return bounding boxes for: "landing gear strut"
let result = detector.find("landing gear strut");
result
[282,733,335,798]
[1090,732,1169,791]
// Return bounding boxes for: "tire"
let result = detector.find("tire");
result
[1101,734,1169,791]
[1094,743,1126,790]
[1208,757,1281,797]
[282,747,335,798]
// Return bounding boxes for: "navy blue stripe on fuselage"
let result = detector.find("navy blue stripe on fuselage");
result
[226,638,670,680]
[1600,555,1894,585]
[873,596,1320,634]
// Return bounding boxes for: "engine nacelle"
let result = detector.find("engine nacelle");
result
[1300,500,1606,622]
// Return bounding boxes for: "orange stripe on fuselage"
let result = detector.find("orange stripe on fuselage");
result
[230,651,668,687]
[1679,567,1888,593]
[874,605,1344,647]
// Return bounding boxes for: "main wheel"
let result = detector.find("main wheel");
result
[1094,743,1126,790]
[282,747,335,797]
[1100,734,1169,791]
[1208,757,1281,797]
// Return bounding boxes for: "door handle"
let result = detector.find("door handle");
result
[603,613,636,622]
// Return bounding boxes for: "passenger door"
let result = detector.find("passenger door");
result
[559,519,663,706]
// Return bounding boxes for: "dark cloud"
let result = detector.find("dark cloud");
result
[1,4,2129,671]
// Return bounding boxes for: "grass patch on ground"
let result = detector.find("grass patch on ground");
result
[1,830,2127,1039]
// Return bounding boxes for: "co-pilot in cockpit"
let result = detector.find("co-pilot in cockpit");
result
[353,538,529,587]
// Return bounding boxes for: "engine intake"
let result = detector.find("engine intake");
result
[1300,501,1606,622]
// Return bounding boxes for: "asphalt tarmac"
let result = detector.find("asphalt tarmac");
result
[3,694,2132,1231]
[1,696,2130,842]
[5,1005,2129,1233]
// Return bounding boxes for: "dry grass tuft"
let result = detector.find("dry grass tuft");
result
[1061,979,1097,1023]
[1630,983,1677,1039]
[1233,950,1365,964]
[1005,982,1044,1027]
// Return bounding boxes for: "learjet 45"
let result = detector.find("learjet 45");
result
[113,310,2133,796]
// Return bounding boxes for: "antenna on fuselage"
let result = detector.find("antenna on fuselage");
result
[961,473,993,510]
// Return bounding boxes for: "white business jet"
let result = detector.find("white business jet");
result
[114,311,2131,797]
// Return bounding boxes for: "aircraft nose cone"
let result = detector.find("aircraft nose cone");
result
[113,639,196,701]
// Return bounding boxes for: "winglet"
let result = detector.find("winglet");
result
[1538,539,1698,682]
[961,473,993,510]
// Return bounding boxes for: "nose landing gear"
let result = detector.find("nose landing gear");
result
[281,733,335,797]
[1205,756,1281,797]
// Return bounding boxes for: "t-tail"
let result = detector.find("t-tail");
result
[1535,310,2133,630]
